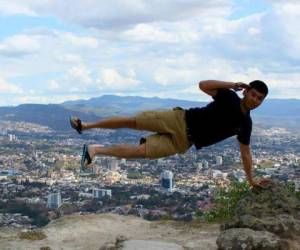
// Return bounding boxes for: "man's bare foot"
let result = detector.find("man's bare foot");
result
[81,122,87,131]
[87,145,96,161]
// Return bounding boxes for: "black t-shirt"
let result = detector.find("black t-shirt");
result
[185,89,252,149]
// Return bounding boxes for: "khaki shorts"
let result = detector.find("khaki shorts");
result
[135,108,191,159]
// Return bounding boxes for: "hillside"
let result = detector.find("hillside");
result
[0,104,100,132]
[0,213,219,250]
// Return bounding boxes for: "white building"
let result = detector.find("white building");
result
[161,170,173,192]
[202,160,209,168]
[197,162,203,171]
[212,170,227,179]
[8,134,17,142]
[92,188,112,199]
[216,156,223,165]
[233,170,246,182]
[109,159,119,171]
[47,192,62,209]
[79,192,93,198]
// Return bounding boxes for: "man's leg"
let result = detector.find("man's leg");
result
[81,117,137,131]
[88,143,146,160]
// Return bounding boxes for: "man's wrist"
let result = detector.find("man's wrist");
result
[233,82,240,91]
[248,178,255,185]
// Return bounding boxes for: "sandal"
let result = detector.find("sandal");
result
[70,116,82,134]
[81,144,92,172]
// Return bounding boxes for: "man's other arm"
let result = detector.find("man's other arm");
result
[199,80,248,97]
[239,142,255,186]
[239,142,271,187]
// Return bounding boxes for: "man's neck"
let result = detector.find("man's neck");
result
[240,100,250,115]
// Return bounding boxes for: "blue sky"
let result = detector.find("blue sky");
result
[0,0,299,106]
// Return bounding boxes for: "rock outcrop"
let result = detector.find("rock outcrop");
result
[217,181,300,250]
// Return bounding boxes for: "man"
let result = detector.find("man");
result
[70,80,269,187]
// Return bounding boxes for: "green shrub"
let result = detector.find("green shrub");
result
[160,214,173,221]
[203,181,250,223]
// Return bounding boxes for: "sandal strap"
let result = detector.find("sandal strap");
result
[70,116,82,134]
[76,118,82,133]
[81,144,92,172]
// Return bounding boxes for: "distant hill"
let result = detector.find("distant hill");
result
[62,94,206,117]
[0,104,100,131]
[252,98,300,117]
[250,99,300,129]
[0,95,299,131]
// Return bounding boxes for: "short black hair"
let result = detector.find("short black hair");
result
[249,80,268,96]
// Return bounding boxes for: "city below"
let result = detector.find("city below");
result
[0,120,299,229]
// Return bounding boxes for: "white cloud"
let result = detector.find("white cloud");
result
[0,77,23,94]
[98,68,141,90]
[0,30,102,79]
[62,33,99,48]
[122,21,201,44]
[154,67,196,86]
[0,2,36,16]
[123,24,175,43]
[65,64,93,87]
[17,94,83,105]
[0,1,231,30]
[48,80,60,90]
[0,34,41,57]
[56,54,82,64]
[260,72,300,99]
[270,1,300,57]
[178,85,210,101]
[150,55,239,87]
[248,27,261,35]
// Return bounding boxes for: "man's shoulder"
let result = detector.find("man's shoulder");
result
[214,88,239,101]
[242,114,252,128]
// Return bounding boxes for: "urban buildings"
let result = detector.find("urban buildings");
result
[47,192,62,209]
[92,188,112,199]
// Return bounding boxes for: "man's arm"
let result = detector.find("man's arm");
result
[199,80,248,97]
[239,143,271,187]
[239,142,255,186]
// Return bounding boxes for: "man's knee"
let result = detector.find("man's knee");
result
[128,117,137,128]
[137,144,146,157]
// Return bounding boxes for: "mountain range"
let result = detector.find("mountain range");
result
[0,95,299,131]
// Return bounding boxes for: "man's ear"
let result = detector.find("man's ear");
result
[242,89,247,97]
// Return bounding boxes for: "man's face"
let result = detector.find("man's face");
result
[243,88,266,110]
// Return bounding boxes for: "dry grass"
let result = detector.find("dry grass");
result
[19,230,47,241]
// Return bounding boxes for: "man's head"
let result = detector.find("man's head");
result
[249,80,268,96]
[242,80,268,110]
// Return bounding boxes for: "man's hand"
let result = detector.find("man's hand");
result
[234,82,250,91]
[199,80,250,97]
[249,178,271,188]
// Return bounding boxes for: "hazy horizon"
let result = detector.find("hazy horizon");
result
[0,93,300,108]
